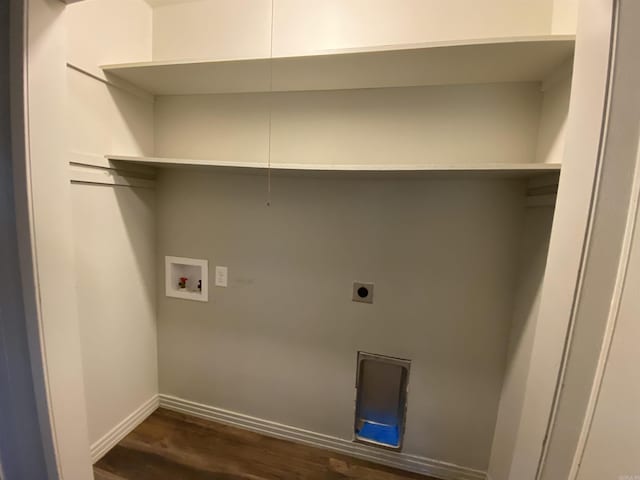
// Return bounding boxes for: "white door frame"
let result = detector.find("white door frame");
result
[540,0,640,478]
[512,1,640,479]
[0,0,56,478]
[10,0,93,478]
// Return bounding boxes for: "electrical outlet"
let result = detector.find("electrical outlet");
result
[215,266,228,287]
[352,282,374,304]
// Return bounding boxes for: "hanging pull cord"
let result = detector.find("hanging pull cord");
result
[266,0,275,207]
[266,98,272,206]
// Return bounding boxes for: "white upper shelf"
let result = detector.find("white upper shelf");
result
[107,155,561,178]
[102,35,575,95]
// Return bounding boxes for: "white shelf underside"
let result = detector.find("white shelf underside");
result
[102,35,575,95]
[107,155,561,178]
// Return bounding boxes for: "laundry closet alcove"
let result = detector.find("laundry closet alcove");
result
[64,2,579,479]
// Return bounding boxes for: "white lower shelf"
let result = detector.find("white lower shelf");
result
[107,155,561,178]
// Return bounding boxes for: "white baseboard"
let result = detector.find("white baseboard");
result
[91,394,159,463]
[159,394,487,480]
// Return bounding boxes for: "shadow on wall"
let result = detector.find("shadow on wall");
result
[489,205,555,480]
[0,0,51,476]
[71,181,158,445]
[501,207,555,384]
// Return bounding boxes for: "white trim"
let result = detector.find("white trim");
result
[10,0,61,476]
[158,394,486,480]
[534,2,619,477]
[69,163,156,189]
[70,152,156,177]
[90,395,159,463]
[568,126,640,479]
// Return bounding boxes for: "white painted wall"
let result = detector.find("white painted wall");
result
[156,169,528,472]
[271,0,556,57]
[552,0,579,34]
[155,83,543,166]
[66,0,158,450]
[152,0,271,61]
[151,0,563,61]
[70,185,157,447]
[66,0,152,79]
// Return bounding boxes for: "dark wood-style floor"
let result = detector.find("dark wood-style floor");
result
[94,408,436,480]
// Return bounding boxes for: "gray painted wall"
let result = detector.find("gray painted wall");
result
[157,169,530,470]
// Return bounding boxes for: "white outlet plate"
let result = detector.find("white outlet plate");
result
[165,256,208,302]
[215,266,228,287]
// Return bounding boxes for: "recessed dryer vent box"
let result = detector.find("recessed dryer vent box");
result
[165,256,208,302]
[354,352,410,450]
